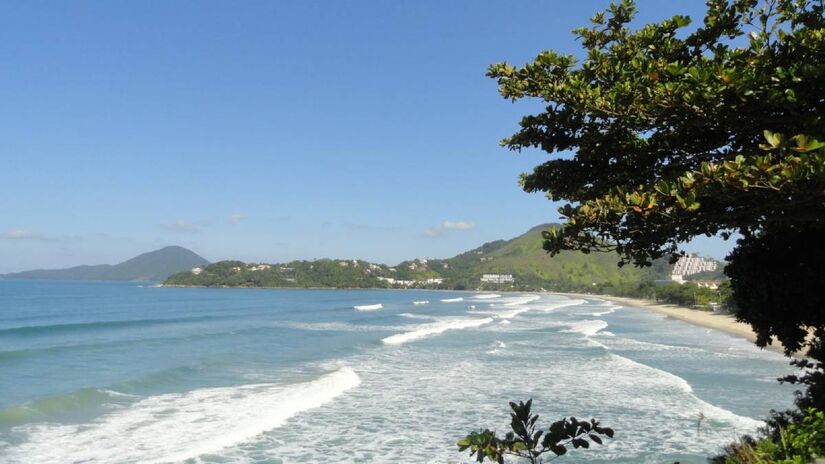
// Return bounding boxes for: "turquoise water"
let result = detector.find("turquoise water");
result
[0,280,796,463]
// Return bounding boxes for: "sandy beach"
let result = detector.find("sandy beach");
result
[555,292,800,358]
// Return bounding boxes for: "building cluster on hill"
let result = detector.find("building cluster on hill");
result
[670,255,718,283]
[480,274,514,284]
[376,276,444,287]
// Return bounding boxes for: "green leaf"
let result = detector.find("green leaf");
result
[763,130,783,148]
[550,444,567,456]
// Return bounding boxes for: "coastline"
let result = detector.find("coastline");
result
[554,292,800,358]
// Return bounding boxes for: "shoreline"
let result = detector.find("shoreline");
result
[555,292,799,358]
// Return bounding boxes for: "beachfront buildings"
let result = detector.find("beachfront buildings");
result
[480,274,514,284]
[376,277,416,286]
[377,276,442,287]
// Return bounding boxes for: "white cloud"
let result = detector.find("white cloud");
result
[229,213,245,224]
[424,220,475,237]
[159,220,199,232]
[441,221,475,230]
[0,229,39,240]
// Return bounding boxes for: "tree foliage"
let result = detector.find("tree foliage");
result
[489,0,824,264]
[458,400,613,463]
[712,408,825,463]
[488,0,825,407]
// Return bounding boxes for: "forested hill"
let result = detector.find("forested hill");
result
[2,246,209,282]
[163,224,674,292]
[393,224,672,291]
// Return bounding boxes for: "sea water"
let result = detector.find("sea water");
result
[0,280,797,463]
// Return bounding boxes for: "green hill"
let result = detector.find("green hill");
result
[2,246,209,282]
[164,224,672,291]
[392,224,671,291]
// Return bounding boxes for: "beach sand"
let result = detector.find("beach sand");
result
[554,292,801,358]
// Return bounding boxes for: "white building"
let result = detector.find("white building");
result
[481,274,514,284]
[377,277,426,287]
[191,267,203,275]
[671,255,718,281]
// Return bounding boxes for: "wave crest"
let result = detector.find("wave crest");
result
[4,368,360,464]
[382,318,493,345]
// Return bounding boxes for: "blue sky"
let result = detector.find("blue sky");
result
[0,0,732,272]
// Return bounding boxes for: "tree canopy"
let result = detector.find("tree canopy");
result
[489,0,824,358]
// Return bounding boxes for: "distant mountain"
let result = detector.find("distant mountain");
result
[164,225,672,291]
[2,246,209,282]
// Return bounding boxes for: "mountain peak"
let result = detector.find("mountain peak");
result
[2,246,209,282]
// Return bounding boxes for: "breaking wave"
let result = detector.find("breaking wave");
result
[3,367,361,464]
[353,304,383,311]
[382,318,493,345]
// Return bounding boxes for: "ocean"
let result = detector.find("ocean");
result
[0,280,796,463]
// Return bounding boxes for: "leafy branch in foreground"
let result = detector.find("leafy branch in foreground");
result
[458,400,613,463]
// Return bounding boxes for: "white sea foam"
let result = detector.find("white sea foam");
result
[536,299,587,312]
[206,304,781,463]
[561,319,609,337]
[399,313,435,320]
[469,299,585,321]
[493,307,532,319]
[382,317,493,345]
[603,336,744,361]
[590,305,620,316]
[353,304,383,311]
[228,332,773,463]
[502,295,541,306]
[440,297,463,303]
[4,367,360,464]
[609,354,764,431]
[412,300,429,305]
[551,315,766,437]
[282,321,401,332]
[472,294,501,299]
